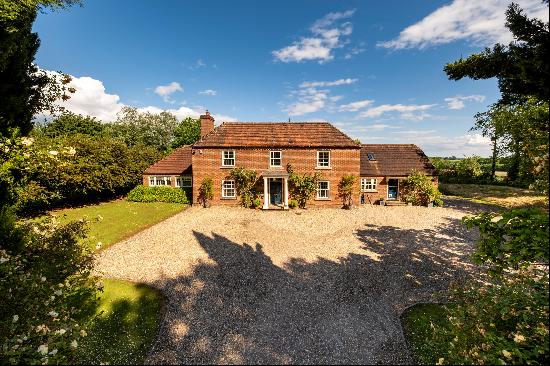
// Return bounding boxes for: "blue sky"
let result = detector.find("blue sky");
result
[33,0,548,156]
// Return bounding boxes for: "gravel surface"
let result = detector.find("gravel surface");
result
[95,198,487,364]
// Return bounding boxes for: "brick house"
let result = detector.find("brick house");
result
[143,111,437,208]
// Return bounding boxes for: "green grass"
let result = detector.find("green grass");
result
[49,200,186,251]
[401,303,453,365]
[439,183,548,209]
[77,278,162,365]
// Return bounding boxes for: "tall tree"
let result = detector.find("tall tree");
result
[0,0,78,137]
[172,117,200,148]
[444,1,549,104]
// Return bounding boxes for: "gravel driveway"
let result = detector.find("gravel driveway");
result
[95,199,486,364]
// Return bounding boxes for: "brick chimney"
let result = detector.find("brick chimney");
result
[199,110,215,139]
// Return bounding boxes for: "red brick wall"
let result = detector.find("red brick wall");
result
[191,147,361,207]
[358,175,439,205]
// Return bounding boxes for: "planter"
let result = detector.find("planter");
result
[379,199,385,206]
[203,201,211,208]
[427,202,434,208]
[407,202,413,206]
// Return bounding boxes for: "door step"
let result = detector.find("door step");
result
[385,201,407,206]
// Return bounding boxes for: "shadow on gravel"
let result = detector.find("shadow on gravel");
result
[442,196,500,214]
[147,217,480,365]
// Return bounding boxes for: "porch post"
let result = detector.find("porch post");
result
[283,177,289,209]
[263,176,269,209]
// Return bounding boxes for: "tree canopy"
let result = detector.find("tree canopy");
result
[444,2,549,104]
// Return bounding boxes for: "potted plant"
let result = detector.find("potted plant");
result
[379,198,385,206]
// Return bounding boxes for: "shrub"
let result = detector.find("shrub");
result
[288,199,298,209]
[287,164,321,209]
[229,167,259,208]
[12,134,162,214]
[426,271,548,365]
[198,178,214,207]
[0,218,99,365]
[462,208,549,275]
[252,198,261,208]
[126,185,188,204]
[337,175,356,208]
[400,170,442,206]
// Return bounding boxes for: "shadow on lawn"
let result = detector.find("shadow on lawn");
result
[148,217,480,365]
[77,283,160,365]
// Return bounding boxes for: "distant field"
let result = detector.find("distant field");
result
[439,183,547,209]
[48,200,186,251]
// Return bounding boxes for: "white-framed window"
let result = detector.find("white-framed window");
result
[317,181,330,199]
[361,178,377,192]
[221,180,236,198]
[317,151,330,167]
[176,176,192,188]
[222,150,235,167]
[149,176,171,186]
[270,151,282,167]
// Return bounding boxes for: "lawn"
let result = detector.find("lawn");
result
[439,183,548,209]
[77,278,162,365]
[49,200,186,251]
[401,303,453,365]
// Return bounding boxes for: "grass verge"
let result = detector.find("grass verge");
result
[401,303,453,365]
[48,199,186,251]
[439,183,547,209]
[77,278,162,365]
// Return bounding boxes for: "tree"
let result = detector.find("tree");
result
[474,99,549,189]
[337,175,356,209]
[172,117,200,148]
[444,2,549,104]
[0,0,78,137]
[109,106,178,152]
[37,112,105,138]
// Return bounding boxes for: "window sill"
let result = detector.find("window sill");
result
[362,190,378,193]
[315,198,332,201]
[221,197,237,200]
[220,166,235,169]
[315,166,332,170]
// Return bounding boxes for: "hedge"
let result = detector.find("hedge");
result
[126,185,189,204]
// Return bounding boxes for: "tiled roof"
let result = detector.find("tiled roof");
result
[193,122,360,148]
[144,146,192,175]
[360,144,436,176]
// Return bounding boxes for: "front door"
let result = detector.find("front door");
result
[269,178,283,206]
[388,178,398,200]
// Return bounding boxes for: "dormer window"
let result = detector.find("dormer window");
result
[222,150,235,167]
[367,153,376,161]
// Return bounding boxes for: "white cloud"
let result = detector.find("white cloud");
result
[378,0,549,50]
[273,9,356,63]
[199,89,217,96]
[338,99,374,112]
[358,103,436,119]
[300,78,358,88]
[285,87,329,116]
[44,72,236,123]
[445,95,485,109]
[154,82,183,103]
[55,75,124,121]
[392,130,492,156]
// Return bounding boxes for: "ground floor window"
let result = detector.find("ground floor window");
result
[222,180,236,198]
[149,176,171,186]
[317,181,330,199]
[361,178,377,192]
[176,176,192,188]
